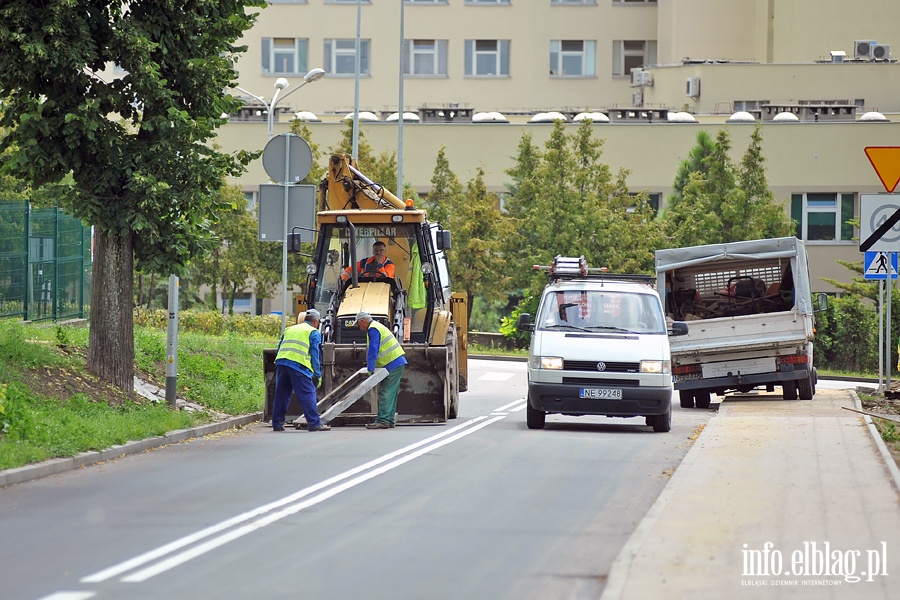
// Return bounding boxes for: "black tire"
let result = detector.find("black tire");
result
[679,390,695,409]
[798,372,814,400]
[694,390,711,409]
[526,399,546,429]
[783,381,798,400]
[650,404,672,433]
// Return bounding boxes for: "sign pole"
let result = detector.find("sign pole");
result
[280,135,292,334]
[888,263,893,392]
[879,280,884,393]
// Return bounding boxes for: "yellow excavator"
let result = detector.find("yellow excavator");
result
[263,154,468,425]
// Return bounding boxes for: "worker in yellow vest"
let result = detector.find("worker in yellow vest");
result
[352,311,407,429]
[272,309,330,432]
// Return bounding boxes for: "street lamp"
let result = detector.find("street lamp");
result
[236,67,325,139]
[234,68,324,332]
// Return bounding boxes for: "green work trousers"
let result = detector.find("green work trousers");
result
[376,365,404,425]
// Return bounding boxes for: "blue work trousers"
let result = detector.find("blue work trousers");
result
[272,365,322,429]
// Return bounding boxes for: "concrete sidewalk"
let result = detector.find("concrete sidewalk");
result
[603,389,900,599]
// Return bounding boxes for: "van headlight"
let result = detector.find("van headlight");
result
[538,356,563,370]
[641,360,671,374]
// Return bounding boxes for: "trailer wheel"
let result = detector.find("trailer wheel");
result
[694,390,711,409]
[782,381,798,400]
[650,405,672,433]
[798,372,814,400]
[679,390,695,408]
[526,400,546,430]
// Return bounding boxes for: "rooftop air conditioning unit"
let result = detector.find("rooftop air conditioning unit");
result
[873,44,892,60]
[686,77,701,98]
[632,91,643,106]
[630,68,643,87]
[854,40,878,59]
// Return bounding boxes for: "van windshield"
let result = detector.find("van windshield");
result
[536,290,666,334]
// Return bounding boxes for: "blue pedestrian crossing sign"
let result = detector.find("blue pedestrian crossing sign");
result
[864,251,899,279]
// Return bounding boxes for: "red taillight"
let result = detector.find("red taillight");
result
[778,354,808,365]
[673,363,702,375]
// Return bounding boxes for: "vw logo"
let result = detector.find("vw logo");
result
[596,362,607,371]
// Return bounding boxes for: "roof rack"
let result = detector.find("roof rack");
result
[533,255,655,285]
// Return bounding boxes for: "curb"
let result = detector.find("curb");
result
[0,412,262,489]
[601,409,718,600]
[852,390,900,494]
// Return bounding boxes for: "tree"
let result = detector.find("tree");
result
[425,148,511,322]
[503,120,662,290]
[668,130,716,210]
[662,126,792,247]
[0,1,262,391]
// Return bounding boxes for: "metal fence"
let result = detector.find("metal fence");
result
[0,201,92,322]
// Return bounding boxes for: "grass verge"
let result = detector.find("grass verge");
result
[0,320,276,471]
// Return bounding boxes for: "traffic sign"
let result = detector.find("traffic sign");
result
[860,194,900,252]
[262,133,312,183]
[257,184,316,242]
[865,147,900,193]
[864,251,898,280]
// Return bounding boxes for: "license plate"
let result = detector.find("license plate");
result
[580,388,622,399]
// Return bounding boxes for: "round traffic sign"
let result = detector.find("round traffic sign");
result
[262,134,313,183]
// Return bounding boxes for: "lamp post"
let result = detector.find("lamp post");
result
[235,67,324,331]
[236,67,325,140]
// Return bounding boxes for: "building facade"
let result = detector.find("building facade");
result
[221,0,900,311]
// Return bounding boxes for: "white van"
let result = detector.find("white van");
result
[517,257,688,432]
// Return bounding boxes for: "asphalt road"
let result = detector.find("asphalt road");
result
[3,359,716,600]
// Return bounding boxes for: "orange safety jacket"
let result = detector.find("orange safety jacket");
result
[342,256,395,280]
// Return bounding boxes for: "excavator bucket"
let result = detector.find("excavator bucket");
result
[262,342,460,426]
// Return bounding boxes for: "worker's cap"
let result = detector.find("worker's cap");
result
[305,308,321,321]
[350,311,372,326]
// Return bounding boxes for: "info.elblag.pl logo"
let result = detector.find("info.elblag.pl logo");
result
[741,541,889,586]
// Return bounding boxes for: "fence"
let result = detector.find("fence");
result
[0,201,92,322]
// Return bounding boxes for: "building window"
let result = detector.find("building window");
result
[553,0,596,4]
[612,40,656,76]
[269,0,308,4]
[791,193,855,241]
[465,0,510,4]
[613,0,657,4]
[324,39,370,76]
[403,40,449,76]
[406,0,446,3]
[325,0,370,4]
[465,40,510,77]
[262,38,308,75]
[550,40,596,77]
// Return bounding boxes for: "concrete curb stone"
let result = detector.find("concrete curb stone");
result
[0,412,262,489]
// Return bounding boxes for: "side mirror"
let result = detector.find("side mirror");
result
[668,321,689,337]
[816,292,829,312]
[517,312,533,332]
[436,230,452,251]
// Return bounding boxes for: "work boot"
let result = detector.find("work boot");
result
[365,421,390,429]
[308,424,331,432]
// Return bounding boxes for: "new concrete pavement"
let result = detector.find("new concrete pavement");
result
[603,389,900,599]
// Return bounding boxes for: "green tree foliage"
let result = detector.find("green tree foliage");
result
[504,120,664,292]
[0,1,262,390]
[662,126,793,247]
[425,148,512,321]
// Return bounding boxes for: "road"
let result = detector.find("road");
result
[3,359,720,600]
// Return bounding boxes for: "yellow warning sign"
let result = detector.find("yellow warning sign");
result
[865,146,900,193]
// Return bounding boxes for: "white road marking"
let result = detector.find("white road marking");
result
[478,372,516,381]
[494,399,526,412]
[38,593,96,600]
[121,415,506,582]
[81,416,498,584]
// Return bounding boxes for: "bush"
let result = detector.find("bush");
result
[134,308,282,338]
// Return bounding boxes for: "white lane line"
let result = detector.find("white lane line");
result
[509,403,527,412]
[82,416,490,584]
[494,399,526,412]
[121,415,507,582]
[38,593,96,600]
[478,372,515,381]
